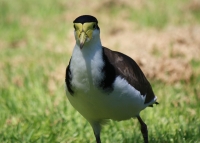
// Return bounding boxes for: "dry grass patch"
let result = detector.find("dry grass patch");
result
[100,24,200,83]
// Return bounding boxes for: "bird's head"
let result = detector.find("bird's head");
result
[73,15,100,49]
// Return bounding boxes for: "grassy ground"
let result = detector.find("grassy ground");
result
[0,0,200,142]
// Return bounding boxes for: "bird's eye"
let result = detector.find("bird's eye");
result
[74,25,76,30]
[93,24,96,29]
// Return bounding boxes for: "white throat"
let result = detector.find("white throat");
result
[70,36,104,92]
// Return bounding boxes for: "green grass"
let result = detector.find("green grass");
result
[1,0,200,142]
[98,0,200,28]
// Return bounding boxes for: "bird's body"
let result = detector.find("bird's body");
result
[67,45,156,121]
[65,15,158,143]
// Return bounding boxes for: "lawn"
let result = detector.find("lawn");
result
[0,0,200,142]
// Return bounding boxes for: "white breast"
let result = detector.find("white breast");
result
[66,44,157,122]
[70,43,104,92]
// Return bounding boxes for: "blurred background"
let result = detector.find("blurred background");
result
[0,0,200,142]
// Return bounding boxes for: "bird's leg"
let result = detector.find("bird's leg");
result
[90,122,101,143]
[137,116,148,143]
[94,132,101,143]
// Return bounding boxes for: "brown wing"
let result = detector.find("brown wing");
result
[65,59,74,95]
[103,47,156,104]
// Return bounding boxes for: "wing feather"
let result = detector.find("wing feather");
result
[103,47,156,104]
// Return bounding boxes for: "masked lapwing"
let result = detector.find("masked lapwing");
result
[65,15,158,143]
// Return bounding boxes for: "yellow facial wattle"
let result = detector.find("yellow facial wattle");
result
[74,22,96,48]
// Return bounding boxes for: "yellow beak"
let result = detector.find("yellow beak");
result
[74,22,96,49]
[79,32,87,49]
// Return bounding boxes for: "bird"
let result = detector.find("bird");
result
[65,15,158,143]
